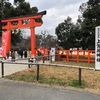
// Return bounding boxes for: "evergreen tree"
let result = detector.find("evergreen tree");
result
[56,17,74,49]
[79,0,100,49]
[56,0,100,50]
[55,16,82,49]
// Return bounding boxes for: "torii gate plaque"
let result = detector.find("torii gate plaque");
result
[1,11,46,56]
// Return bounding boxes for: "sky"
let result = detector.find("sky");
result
[9,0,88,36]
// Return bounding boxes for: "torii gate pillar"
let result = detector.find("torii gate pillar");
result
[30,27,36,55]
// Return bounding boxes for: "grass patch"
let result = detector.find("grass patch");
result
[6,74,36,82]
[69,80,85,88]
[38,76,67,86]
[53,61,95,68]
[6,68,37,82]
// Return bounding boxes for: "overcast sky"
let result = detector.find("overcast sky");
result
[10,0,88,36]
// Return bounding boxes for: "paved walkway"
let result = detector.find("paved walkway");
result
[0,78,100,100]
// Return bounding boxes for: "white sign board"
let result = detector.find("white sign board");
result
[50,48,55,61]
[95,26,100,70]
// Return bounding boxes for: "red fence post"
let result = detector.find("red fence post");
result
[77,50,79,62]
[66,50,69,61]
[88,50,90,63]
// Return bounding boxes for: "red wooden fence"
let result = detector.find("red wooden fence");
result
[56,50,95,63]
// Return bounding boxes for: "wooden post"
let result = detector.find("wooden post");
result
[37,64,39,81]
[50,55,52,63]
[28,58,31,68]
[78,68,82,86]
[1,62,4,78]
[43,56,45,63]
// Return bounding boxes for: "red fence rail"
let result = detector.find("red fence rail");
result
[56,50,95,63]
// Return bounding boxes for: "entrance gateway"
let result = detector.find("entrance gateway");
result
[1,11,46,56]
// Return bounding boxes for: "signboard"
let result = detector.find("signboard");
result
[2,31,10,57]
[95,26,100,70]
[50,48,55,61]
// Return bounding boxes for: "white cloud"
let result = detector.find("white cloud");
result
[9,0,88,36]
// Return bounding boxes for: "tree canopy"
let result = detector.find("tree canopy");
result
[80,0,100,49]
[55,0,100,50]
[56,16,82,49]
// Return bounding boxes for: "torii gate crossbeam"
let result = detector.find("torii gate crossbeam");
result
[1,11,46,56]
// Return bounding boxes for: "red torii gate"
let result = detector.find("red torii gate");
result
[1,11,46,56]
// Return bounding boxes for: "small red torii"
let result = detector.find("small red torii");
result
[1,11,46,56]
